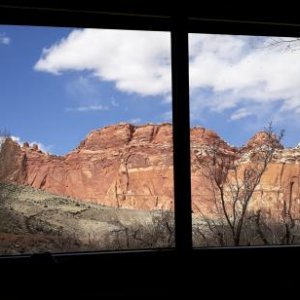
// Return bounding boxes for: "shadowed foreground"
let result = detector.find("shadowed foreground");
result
[0,183,174,255]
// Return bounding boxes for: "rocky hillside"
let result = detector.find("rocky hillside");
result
[1,123,300,216]
[0,182,172,254]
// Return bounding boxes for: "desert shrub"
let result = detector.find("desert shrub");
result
[192,211,300,247]
[101,210,175,250]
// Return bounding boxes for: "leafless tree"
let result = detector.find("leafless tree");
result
[251,184,300,245]
[264,37,300,52]
[194,123,284,246]
[107,209,175,249]
[0,128,10,148]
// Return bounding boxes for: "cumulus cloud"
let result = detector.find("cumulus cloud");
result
[0,33,10,45]
[35,29,171,97]
[189,34,300,122]
[66,104,109,112]
[34,29,300,125]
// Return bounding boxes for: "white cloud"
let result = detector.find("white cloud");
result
[66,105,109,112]
[35,29,300,125]
[0,33,10,45]
[128,118,142,124]
[188,34,300,122]
[35,29,171,97]
[10,136,52,153]
[66,76,98,97]
[230,108,253,121]
[31,142,52,153]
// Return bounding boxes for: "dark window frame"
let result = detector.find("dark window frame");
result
[1,3,300,263]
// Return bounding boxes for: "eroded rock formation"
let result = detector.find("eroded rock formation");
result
[1,123,300,216]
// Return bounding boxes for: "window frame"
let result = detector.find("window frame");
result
[1,3,300,262]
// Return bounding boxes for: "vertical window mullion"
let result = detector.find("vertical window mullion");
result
[171,20,193,254]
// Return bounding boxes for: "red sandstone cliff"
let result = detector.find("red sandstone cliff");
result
[1,123,300,215]
[0,124,174,210]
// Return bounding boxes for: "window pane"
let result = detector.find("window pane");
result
[0,25,174,254]
[190,33,300,246]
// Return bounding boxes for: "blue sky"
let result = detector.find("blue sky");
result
[0,26,171,154]
[1,26,300,155]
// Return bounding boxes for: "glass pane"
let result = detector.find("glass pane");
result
[0,25,174,255]
[189,33,300,246]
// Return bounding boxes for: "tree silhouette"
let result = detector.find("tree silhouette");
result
[194,123,284,246]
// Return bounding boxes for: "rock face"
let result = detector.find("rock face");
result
[1,123,300,216]
[0,124,174,210]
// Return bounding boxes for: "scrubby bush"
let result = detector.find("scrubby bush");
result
[102,210,175,249]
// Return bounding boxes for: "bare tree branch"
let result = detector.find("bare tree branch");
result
[195,123,284,246]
